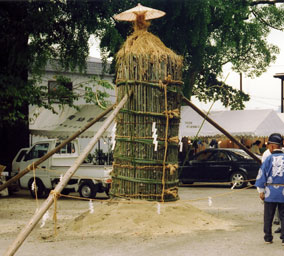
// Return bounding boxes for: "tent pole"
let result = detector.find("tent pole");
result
[182,96,261,164]
[0,104,116,192]
[3,92,132,256]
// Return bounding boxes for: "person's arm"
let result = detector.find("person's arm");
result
[255,162,268,201]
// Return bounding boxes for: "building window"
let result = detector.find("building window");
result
[48,80,73,103]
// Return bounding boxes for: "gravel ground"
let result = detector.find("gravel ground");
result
[0,184,283,256]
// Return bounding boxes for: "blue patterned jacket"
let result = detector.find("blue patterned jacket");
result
[255,150,284,203]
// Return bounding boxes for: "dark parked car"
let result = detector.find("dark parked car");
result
[179,148,261,188]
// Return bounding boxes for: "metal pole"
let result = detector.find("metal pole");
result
[182,96,261,164]
[0,104,115,192]
[3,92,131,256]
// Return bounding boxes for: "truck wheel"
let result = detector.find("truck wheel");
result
[79,181,97,199]
[28,179,48,198]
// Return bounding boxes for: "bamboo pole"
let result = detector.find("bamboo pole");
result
[3,93,131,256]
[0,104,116,192]
[182,96,261,164]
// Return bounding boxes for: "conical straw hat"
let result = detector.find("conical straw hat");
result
[114,3,165,21]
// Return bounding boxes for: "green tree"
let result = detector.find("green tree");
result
[0,0,112,168]
[99,0,284,109]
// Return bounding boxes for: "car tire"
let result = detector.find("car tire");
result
[28,179,48,198]
[230,171,247,189]
[79,180,97,199]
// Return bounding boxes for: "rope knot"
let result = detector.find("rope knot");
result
[166,164,179,175]
[163,108,180,119]
[168,136,179,144]
[164,186,178,198]
[27,164,33,171]
[50,190,61,236]
[158,79,166,89]
[163,75,172,84]
[50,190,60,199]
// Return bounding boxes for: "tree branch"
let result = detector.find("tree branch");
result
[251,9,284,30]
[251,0,284,6]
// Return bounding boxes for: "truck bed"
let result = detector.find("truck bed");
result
[49,164,112,180]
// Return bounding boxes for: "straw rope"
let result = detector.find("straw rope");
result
[32,163,39,209]
[112,174,178,185]
[115,136,178,147]
[50,190,61,236]
[167,164,179,175]
[114,155,177,165]
[113,162,178,171]
[161,76,170,202]
[119,109,180,119]
[56,180,255,203]
[29,179,256,238]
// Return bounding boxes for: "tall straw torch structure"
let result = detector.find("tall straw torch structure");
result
[111,4,183,202]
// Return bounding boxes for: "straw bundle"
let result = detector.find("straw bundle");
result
[111,27,183,202]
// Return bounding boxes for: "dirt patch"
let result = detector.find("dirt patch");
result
[62,200,233,238]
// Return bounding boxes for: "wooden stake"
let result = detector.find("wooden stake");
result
[3,92,132,256]
[0,104,115,192]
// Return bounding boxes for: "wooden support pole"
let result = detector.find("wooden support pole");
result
[3,92,131,256]
[182,96,261,164]
[0,104,116,192]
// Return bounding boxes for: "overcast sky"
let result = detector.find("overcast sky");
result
[89,29,284,113]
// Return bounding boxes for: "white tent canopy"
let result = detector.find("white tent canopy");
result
[29,105,114,139]
[179,107,284,138]
[277,113,284,123]
[30,105,284,139]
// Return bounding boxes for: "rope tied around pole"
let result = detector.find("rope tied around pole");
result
[168,136,179,144]
[164,186,178,198]
[27,164,33,171]
[32,163,39,210]
[163,108,180,119]
[166,164,179,175]
[161,75,172,202]
[50,190,61,236]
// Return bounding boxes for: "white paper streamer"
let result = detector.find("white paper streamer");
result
[111,141,116,151]
[154,141,158,151]
[59,174,63,182]
[152,122,158,151]
[111,122,117,151]
[152,122,156,132]
[179,136,183,152]
[89,200,94,214]
[231,182,237,190]
[208,197,212,207]
[40,211,50,228]
[31,181,35,191]
[157,202,161,215]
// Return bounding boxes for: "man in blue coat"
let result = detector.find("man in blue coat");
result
[255,133,284,245]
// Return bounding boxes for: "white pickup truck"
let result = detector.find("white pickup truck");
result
[11,139,112,199]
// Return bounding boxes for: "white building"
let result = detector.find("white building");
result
[29,57,115,162]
